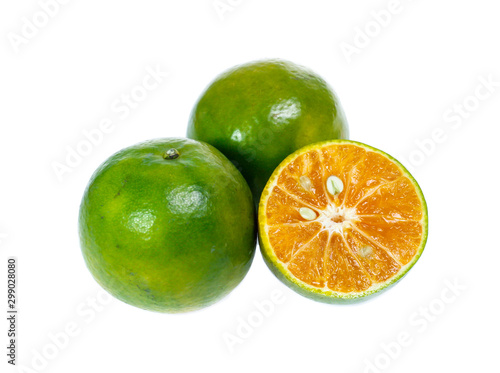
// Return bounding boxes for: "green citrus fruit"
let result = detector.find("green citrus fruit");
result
[79,138,256,313]
[187,59,349,202]
[259,140,428,303]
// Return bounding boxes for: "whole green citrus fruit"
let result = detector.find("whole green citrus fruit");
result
[187,59,349,201]
[78,138,256,313]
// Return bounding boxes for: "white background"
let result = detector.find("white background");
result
[1,1,499,372]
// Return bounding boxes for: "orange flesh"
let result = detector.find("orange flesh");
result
[263,144,425,293]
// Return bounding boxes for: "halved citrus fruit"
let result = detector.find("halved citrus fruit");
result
[258,140,428,303]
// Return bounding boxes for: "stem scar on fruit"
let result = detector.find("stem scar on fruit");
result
[163,148,180,160]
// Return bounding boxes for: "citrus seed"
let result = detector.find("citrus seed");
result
[299,207,317,221]
[327,176,344,196]
[359,246,373,258]
[299,176,312,191]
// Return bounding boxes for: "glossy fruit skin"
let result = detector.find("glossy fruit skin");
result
[79,138,256,313]
[187,59,349,202]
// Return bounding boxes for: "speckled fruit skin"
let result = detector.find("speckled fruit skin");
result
[187,59,349,202]
[78,138,256,313]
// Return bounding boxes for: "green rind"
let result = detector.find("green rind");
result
[258,139,428,304]
[187,59,349,203]
[79,138,257,313]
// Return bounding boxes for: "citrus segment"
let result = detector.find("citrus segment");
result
[342,150,402,207]
[265,187,311,225]
[344,229,400,283]
[324,234,372,293]
[354,177,423,220]
[354,216,424,265]
[259,140,428,302]
[288,230,330,288]
[278,150,330,209]
[268,222,322,263]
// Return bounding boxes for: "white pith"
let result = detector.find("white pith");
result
[316,203,358,234]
